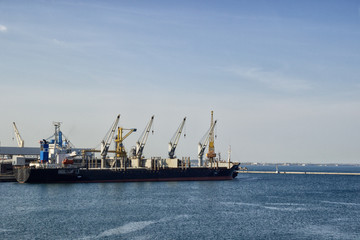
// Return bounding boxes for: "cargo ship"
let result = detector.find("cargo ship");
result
[14,164,239,183]
[13,112,240,183]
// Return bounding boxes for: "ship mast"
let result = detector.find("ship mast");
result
[53,122,62,163]
[228,145,231,168]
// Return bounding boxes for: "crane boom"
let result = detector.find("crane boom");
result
[198,120,217,167]
[12,122,24,147]
[168,117,186,159]
[100,114,120,158]
[135,115,154,159]
[122,128,137,140]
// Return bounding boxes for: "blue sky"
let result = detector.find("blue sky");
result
[1,0,360,163]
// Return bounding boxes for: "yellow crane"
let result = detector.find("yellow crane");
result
[115,127,136,158]
[198,112,217,167]
[206,111,216,159]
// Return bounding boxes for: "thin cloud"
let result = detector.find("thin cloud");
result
[0,24,7,32]
[226,67,312,92]
[52,38,67,47]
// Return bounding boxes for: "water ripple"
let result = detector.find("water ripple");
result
[97,221,155,238]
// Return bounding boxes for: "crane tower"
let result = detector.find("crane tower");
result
[206,111,216,165]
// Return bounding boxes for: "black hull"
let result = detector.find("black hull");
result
[14,165,239,183]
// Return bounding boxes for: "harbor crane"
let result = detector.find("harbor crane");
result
[198,118,217,167]
[206,111,216,160]
[12,122,24,147]
[100,114,120,162]
[168,117,186,159]
[115,127,136,158]
[133,115,154,159]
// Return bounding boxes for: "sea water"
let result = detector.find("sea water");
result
[1,166,360,239]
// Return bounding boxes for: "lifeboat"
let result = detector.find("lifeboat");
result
[62,158,74,165]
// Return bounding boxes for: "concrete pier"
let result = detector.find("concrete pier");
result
[0,174,16,182]
[237,170,360,175]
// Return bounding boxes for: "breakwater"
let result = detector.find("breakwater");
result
[237,170,360,175]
